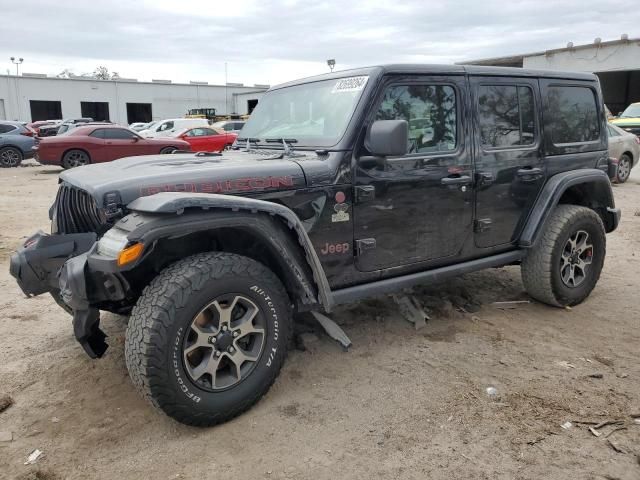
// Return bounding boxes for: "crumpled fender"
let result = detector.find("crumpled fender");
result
[122,192,333,311]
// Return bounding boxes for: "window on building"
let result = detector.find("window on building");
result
[103,128,138,139]
[375,84,457,154]
[29,100,62,122]
[547,86,599,144]
[478,85,536,148]
[80,102,110,122]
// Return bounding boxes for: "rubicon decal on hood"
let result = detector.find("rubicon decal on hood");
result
[141,176,295,196]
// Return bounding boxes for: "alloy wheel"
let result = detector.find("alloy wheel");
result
[560,230,593,288]
[617,156,631,182]
[0,148,21,167]
[182,294,266,391]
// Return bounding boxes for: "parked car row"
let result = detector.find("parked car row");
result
[0,121,36,167]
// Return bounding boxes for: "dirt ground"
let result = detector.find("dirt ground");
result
[0,162,639,480]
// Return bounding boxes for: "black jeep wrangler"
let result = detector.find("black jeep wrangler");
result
[10,65,620,426]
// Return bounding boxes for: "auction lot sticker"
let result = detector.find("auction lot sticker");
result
[332,76,368,93]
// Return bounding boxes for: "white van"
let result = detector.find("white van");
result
[139,118,209,138]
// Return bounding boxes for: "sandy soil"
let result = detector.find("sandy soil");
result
[1,162,639,480]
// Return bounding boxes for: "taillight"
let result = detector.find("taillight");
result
[635,136,640,145]
[21,128,35,137]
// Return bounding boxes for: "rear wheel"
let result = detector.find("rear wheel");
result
[615,154,632,183]
[0,147,23,168]
[125,252,292,426]
[62,149,90,169]
[521,205,606,307]
[160,146,177,154]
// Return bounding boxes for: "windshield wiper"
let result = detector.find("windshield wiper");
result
[265,138,298,156]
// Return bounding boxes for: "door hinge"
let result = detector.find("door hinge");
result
[474,219,492,233]
[356,238,376,256]
[355,185,375,203]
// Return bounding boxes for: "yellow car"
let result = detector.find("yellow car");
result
[610,102,640,137]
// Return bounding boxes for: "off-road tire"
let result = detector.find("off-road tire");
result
[521,205,606,307]
[125,252,292,427]
[0,146,23,167]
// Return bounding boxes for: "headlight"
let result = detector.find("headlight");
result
[97,227,129,257]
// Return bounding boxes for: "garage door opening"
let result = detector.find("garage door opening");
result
[597,70,640,115]
[247,99,259,114]
[127,103,152,124]
[29,100,62,121]
[81,101,110,121]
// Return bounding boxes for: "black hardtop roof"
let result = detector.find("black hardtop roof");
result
[271,64,597,90]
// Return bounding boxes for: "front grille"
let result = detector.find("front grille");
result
[53,185,106,234]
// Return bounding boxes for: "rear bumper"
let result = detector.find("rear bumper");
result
[9,231,126,358]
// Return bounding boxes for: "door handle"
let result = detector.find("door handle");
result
[441,175,472,185]
[516,167,543,177]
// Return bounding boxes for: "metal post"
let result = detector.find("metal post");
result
[225,62,228,115]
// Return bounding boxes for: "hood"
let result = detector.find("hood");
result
[59,150,312,207]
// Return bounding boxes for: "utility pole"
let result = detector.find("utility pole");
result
[10,57,24,76]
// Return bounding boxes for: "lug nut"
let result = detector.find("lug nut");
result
[232,331,239,338]
[228,346,235,353]
[222,325,228,331]
[215,350,221,357]
[209,337,216,344]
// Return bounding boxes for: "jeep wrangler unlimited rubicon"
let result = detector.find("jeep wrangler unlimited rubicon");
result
[10,65,620,426]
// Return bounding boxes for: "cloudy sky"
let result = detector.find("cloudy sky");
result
[2,0,638,86]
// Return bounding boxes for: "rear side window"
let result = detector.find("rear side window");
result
[0,124,17,134]
[103,129,138,139]
[546,86,599,144]
[89,129,105,138]
[478,85,535,148]
[375,84,457,154]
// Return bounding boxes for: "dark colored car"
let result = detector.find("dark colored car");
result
[0,121,36,167]
[34,124,191,168]
[38,118,94,137]
[10,65,620,427]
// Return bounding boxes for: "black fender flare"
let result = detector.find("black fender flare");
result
[519,169,620,248]
[96,192,333,312]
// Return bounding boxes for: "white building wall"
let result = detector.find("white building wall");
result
[0,75,266,122]
[523,41,640,72]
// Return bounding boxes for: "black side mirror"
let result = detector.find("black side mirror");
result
[367,120,408,157]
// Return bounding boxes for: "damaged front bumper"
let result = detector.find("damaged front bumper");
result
[9,231,128,359]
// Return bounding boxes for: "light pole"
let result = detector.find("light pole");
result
[10,57,24,76]
[327,59,336,72]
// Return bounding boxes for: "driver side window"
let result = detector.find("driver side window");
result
[375,84,457,155]
[159,121,174,132]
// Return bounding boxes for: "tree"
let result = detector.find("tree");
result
[92,66,111,80]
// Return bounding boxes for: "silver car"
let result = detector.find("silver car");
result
[0,121,36,167]
[607,123,640,183]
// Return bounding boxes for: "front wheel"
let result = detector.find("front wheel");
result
[521,205,606,307]
[125,252,292,426]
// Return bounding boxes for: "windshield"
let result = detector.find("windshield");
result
[620,104,640,118]
[240,76,369,147]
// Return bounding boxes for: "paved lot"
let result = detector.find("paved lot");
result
[1,162,639,480]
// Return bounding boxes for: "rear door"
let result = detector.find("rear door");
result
[606,124,624,160]
[470,77,545,247]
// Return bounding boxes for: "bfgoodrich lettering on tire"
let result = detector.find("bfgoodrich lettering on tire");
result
[124,251,292,426]
[521,205,606,307]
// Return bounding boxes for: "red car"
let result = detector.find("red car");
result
[35,124,191,169]
[174,126,238,152]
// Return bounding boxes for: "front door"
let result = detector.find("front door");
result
[470,77,546,247]
[354,76,474,272]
